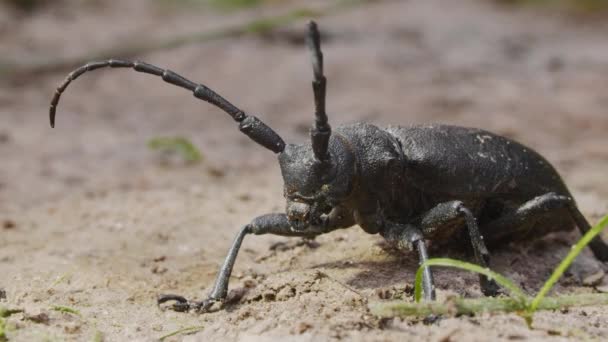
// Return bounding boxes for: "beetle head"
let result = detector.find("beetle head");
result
[277,20,357,231]
[278,134,355,231]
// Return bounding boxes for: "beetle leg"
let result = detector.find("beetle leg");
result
[157,213,329,313]
[414,237,436,301]
[482,192,608,262]
[456,206,501,296]
[383,223,436,301]
[570,205,608,261]
[419,201,500,296]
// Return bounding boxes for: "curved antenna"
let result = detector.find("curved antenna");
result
[307,21,331,162]
[49,59,286,154]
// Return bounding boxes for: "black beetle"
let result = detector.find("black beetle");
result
[49,21,608,312]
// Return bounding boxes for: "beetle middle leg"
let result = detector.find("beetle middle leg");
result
[419,201,501,296]
[158,213,321,313]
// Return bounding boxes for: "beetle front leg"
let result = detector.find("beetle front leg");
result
[420,201,500,296]
[414,234,436,301]
[158,213,323,313]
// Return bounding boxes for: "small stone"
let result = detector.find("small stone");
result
[151,265,168,274]
[2,220,15,230]
[334,235,346,242]
[262,290,276,302]
[507,334,525,340]
[583,270,605,287]
[295,322,312,334]
[436,328,460,342]
[596,285,608,293]
[375,288,391,300]
[269,241,289,252]
[546,56,564,72]
[207,167,225,178]
[237,308,253,321]
[153,256,166,262]
[63,323,81,334]
[0,132,10,143]
[226,287,247,304]
[238,194,251,202]
[26,312,50,324]
[404,284,415,296]
[243,278,257,288]
[276,286,296,301]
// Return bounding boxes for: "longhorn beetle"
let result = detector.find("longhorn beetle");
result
[50,21,608,312]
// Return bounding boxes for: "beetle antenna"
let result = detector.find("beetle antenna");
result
[49,59,286,154]
[307,21,331,163]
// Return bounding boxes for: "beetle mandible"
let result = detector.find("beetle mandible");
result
[49,21,608,312]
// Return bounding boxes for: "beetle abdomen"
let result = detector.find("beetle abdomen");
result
[386,124,571,201]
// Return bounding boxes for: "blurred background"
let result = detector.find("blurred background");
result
[1,0,608,340]
[2,0,608,206]
[2,0,608,207]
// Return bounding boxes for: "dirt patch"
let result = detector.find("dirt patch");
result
[1,0,608,340]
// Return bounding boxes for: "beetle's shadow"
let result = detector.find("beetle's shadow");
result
[311,232,594,293]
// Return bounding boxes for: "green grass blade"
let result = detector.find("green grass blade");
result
[50,305,81,316]
[414,258,526,303]
[159,325,205,341]
[0,318,6,342]
[0,307,23,318]
[148,137,202,163]
[0,307,22,342]
[208,0,262,11]
[371,293,608,318]
[92,330,104,342]
[529,214,608,313]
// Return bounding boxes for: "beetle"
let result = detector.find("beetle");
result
[49,21,608,312]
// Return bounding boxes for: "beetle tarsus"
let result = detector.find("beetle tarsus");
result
[422,313,441,325]
[414,239,436,301]
[193,298,217,313]
[157,294,191,312]
[480,276,501,297]
[157,294,218,313]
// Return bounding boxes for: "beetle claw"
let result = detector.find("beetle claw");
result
[480,277,501,297]
[157,294,192,312]
[157,294,188,304]
[157,294,219,313]
[192,298,216,313]
[422,314,441,325]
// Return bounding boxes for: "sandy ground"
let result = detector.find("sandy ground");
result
[1,0,608,340]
